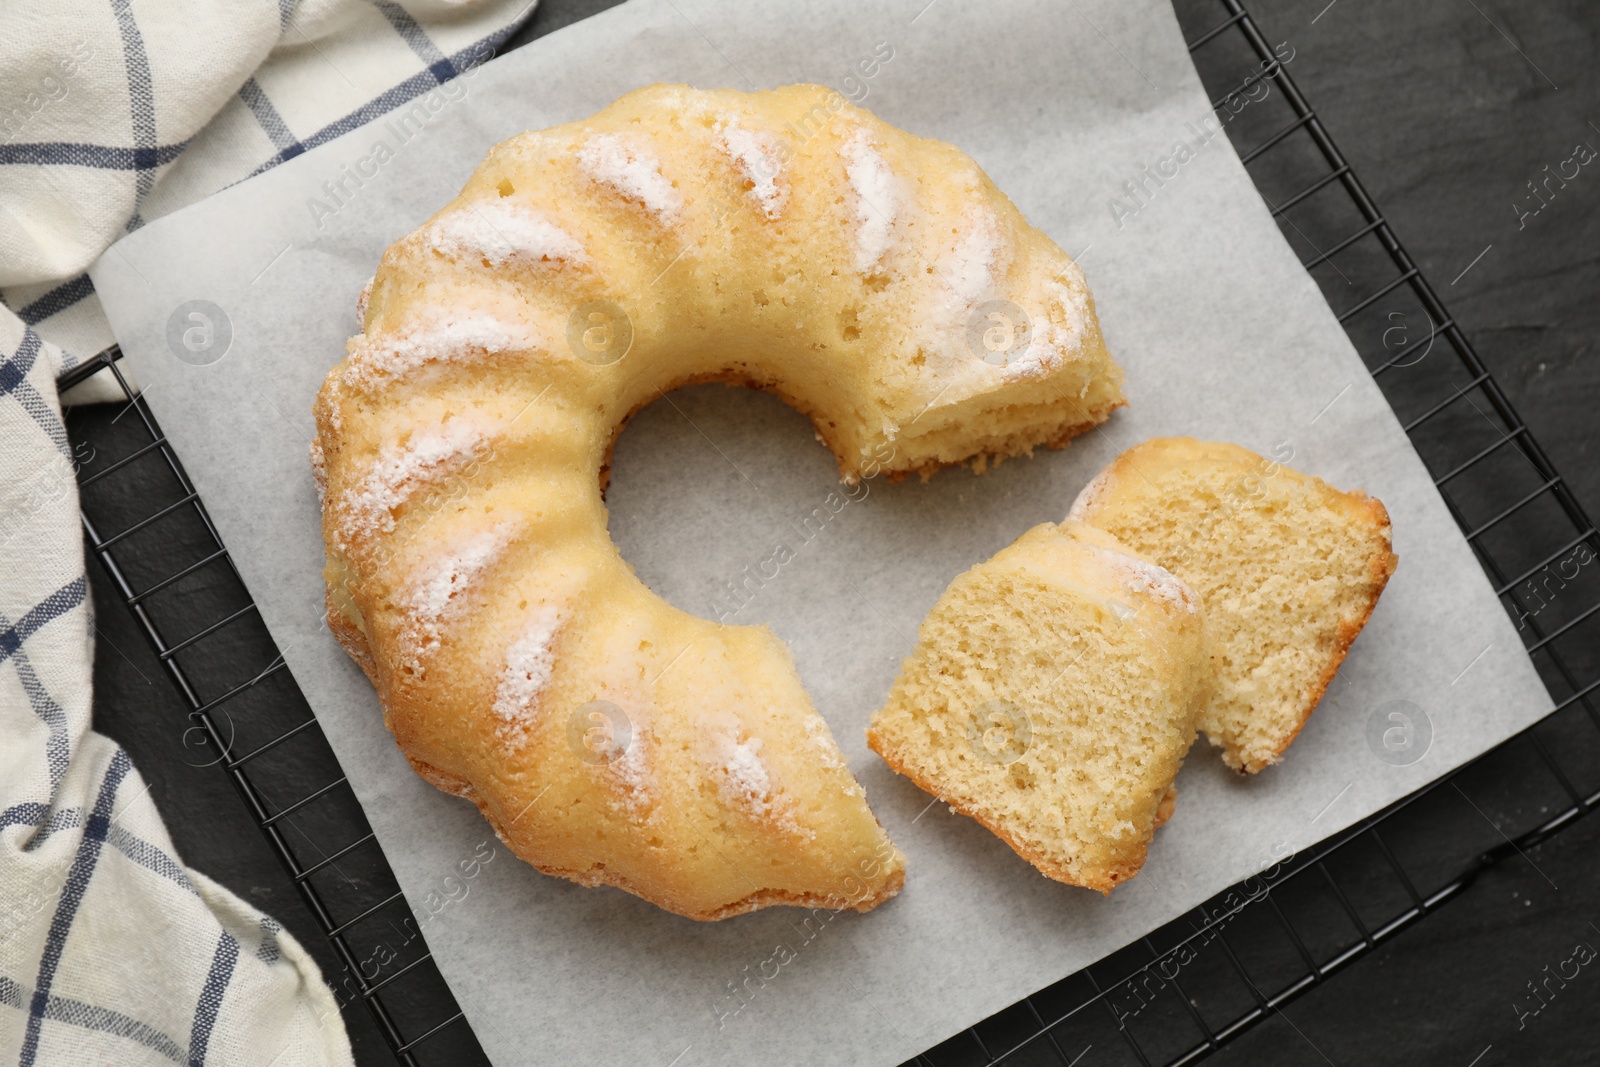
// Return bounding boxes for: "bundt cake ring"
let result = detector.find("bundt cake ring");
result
[310,83,1126,921]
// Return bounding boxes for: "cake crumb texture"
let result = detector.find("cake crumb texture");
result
[869,522,1209,892]
[1070,437,1398,773]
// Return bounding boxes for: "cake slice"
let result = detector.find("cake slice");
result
[868,522,1209,892]
[1069,437,1398,773]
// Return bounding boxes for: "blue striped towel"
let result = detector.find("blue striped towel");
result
[1,1,536,1062]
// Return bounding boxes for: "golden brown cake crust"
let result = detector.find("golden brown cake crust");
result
[1153,784,1178,829]
[867,738,1151,894]
[407,754,905,921]
[324,586,379,686]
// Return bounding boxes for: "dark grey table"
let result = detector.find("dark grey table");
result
[80,1,1600,1064]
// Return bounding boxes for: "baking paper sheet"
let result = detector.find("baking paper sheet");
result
[88,1,1553,1063]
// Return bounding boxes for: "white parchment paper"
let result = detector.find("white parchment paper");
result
[89,1,1552,1063]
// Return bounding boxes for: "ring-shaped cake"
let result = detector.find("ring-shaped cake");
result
[312,84,1124,919]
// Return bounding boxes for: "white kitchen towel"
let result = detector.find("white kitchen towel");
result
[1,0,536,1062]
[0,318,356,1066]
[2,0,537,383]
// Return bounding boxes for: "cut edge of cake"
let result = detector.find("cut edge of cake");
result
[868,521,1209,893]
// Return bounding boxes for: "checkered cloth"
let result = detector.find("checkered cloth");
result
[1,1,536,1062]
[1,0,537,378]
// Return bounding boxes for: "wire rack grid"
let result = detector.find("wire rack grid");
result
[54,1,1599,1065]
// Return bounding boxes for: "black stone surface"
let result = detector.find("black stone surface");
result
[76,1,1599,1065]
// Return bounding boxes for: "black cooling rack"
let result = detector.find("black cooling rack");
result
[56,1,1600,1064]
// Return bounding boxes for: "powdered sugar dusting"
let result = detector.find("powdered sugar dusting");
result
[356,276,374,322]
[1000,344,1052,380]
[411,527,506,619]
[802,715,852,779]
[336,422,485,549]
[427,200,587,269]
[843,130,897,272]
[717,116,786,218]
[607,734,653,818]
[400,523,513,665]
[1003,278,1090,381]
[342,309,538,391]
[1068,467,1116,522]
[720,734,775,818]
[709,727,813,837]
[1092,545,1200,613]
[1048,276,1090,352]
[491,604,564,741]
[309,439,327,510]
[942,208,1000,304]
[578,133,681,221]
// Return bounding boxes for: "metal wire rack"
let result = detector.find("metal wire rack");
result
[55,1,1598,1065]
[910,1,1600,1063]
[60,346,487,1064]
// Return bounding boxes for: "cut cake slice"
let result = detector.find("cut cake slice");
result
[869,522,1209,892]
[1070,437,1398,773]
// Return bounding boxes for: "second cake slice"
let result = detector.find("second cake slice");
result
[868,522,1209,892]
[1069,438,1397,773]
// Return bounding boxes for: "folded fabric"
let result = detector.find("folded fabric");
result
[1,0,537,1061]
[1,0,537,388]
[0,317,355,1064]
